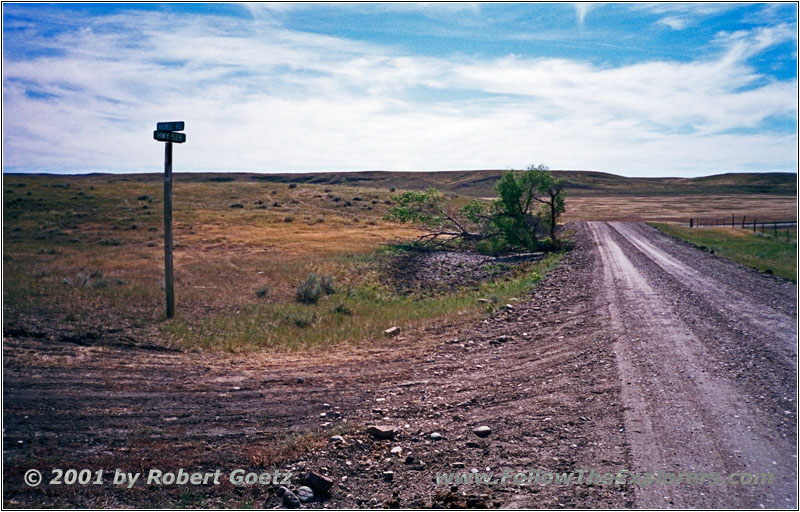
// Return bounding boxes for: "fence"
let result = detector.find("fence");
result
[688,214,797,242]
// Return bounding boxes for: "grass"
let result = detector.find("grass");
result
[4,173,561,352]
[5,173,793,352]
[163,252,562,351]
[650,223,797,283]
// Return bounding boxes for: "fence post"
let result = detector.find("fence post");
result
[731,214,734,227]
[690,218,694,228]
[753,218,757,233]
[774,222,778,238]
[741,215,746,229]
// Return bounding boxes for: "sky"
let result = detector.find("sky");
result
[2,2,798,177]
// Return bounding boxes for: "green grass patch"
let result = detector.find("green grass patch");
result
[650,223,797,283]
[164,252,562,352]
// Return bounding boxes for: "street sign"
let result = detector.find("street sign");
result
[153,130,186,143]
[157,121,185,132]
[153,120,187,318]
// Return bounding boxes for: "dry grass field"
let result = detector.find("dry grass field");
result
[4,171,796,353]
[4,174,558,352]
[563,194,797,223]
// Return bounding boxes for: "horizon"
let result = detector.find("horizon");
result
[2,3,798,177]
[3,168,797,181]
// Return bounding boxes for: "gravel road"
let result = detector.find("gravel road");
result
[588,221,796,509]
[3,222,796,508]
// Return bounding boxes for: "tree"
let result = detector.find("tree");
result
[383,187,484,245]
[487,169,545,250]
[525,164,567,246]
[384,166,566,251]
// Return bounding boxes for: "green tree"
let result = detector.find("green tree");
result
[526,164,567,246]
[383,187,484,245]
[384,166,566,251]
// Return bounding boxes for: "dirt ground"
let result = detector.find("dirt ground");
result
[3,222,796,508]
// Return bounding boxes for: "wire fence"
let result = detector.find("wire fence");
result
[689,215,797,242]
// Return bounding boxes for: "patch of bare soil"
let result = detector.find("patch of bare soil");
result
[4,225,633,508]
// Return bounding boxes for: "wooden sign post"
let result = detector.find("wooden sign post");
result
[154,121,186,318]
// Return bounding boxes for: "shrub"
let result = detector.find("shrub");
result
[296,273,323,304]
[288,183,297,189]
[255,285,270,298]
[332,301,352,315]
[316,217,324,223]
[230,203,244,208]
[320,274,336,295]
[137,194,152,201]
[288,311,317,328]
[284,216,294,222]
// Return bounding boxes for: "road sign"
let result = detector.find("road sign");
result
[157,121,185,132]
[153,130,186,143]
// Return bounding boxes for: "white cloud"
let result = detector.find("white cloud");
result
[573,3,594,28]
[657,16,691,30]
[1,9,797,176]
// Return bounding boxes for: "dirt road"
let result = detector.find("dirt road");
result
[3,222,796,508]
[588,222,796,508]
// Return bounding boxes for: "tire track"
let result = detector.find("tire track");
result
[588,221,796,508]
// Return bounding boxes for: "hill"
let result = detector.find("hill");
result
[8,170,796,197]
[243,170,797,197]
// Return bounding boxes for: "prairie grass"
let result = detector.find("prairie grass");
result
[650,223,797,282]
[7,173,789,351]
[5,174,560,352]
[163,252,561,352]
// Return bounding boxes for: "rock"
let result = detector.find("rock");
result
[452,462,465,469]
[490,335,510,345]
[366,425,396,440]
[430,432,443,441]
[466,497,486,508]
[477,298,490,303]
[384,326,401,336]
[278,487,300,508]
[303,471,334,494]
[504,304,514,310]
[473,426,491,438]
[384,498,401,508]
[390,446,403,455]
[297,486,314,503]
[329,435,344,444]
[383,471,394,482]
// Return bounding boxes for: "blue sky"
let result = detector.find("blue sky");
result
[2,2,797,177]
